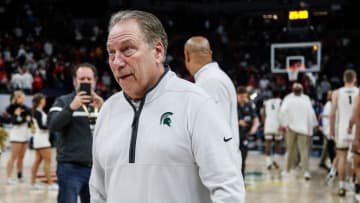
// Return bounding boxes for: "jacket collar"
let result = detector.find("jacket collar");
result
[124,66,172,104]
[194,62,218,82]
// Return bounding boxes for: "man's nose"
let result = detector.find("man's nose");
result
[113,52,126,67]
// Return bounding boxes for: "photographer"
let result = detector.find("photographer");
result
[48,63,103,203]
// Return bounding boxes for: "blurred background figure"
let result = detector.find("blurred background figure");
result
[3,90,33,184]
[261,88,282,170]
[330,69,358,197]
[280,83,318,180]
[30,93,57,190]
[237,86,260,178]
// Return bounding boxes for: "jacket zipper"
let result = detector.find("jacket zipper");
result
[128,99,145,163]
[124,67,170,163]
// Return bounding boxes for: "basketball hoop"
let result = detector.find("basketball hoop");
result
[286,65,302,81]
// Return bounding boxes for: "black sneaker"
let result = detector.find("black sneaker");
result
[338,188,346,197]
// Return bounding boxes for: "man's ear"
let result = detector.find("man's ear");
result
[153,41,165,64]
[185,50,190,63]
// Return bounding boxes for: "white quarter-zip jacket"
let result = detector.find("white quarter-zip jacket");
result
[194,62,240,151]
[280,93,318,135]
[89,70,245,203]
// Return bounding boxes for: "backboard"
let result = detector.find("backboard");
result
[270,41,321,74]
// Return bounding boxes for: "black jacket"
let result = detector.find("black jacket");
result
[48,92,95,166]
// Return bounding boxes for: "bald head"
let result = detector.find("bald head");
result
[185,36,212,53]
[292,82,303,96]
[184,36,213,76]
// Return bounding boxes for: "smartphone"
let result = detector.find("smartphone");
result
[79,83,91,96]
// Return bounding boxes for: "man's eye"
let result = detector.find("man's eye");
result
[122,47,135,56]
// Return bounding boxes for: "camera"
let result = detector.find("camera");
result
[79,83,91,96]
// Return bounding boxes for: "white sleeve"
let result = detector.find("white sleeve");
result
[191,99,245,203]
[89,156,106,203]
[89,112,107,203]
[198,79,227,107]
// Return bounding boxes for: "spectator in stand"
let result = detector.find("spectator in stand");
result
[22,68,33,94]
[32,70,43,93]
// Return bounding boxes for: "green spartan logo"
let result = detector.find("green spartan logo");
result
[160,112,173,127]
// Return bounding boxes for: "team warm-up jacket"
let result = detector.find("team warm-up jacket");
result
[90,70,245,203]
[194,62,240,152]
[48,92,96,167]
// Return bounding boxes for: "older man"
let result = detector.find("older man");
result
[184,36,241,165]
[89,10,245,203]
[280,83,318,180]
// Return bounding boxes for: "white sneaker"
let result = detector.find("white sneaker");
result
[6,178,17,185]
[304,171,311,181]
[325,173,335,186]
[47,184,59,190]
[355,194,360,202]
[346,181,355,191]
[31,183,46,190]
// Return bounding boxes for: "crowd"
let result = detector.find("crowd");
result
[0,1,360,202]
[1,0,359,103]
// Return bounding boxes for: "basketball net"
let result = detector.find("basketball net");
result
[286,64,304,81]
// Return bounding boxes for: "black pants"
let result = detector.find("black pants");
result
[239,135,248,179]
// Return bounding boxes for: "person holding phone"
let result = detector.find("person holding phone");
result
[48,62,104,203]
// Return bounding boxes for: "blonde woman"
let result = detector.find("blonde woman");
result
[30,93,57,190]
[5,90,32,184]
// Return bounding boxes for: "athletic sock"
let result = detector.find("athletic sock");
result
[339,181,345,189]
[266,156,272,166]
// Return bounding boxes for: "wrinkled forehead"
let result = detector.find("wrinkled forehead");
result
[107,19,143,42]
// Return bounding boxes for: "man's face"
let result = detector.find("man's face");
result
[237,93,248,104]
[73,67,96,92]
[107,19,165,100]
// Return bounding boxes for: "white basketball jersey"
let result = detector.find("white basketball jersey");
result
[264,98,282,134]
[336,86,359,139]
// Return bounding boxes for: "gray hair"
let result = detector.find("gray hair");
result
[108,10,168,56]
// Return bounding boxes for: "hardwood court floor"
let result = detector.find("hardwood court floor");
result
[0,149,358,203]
